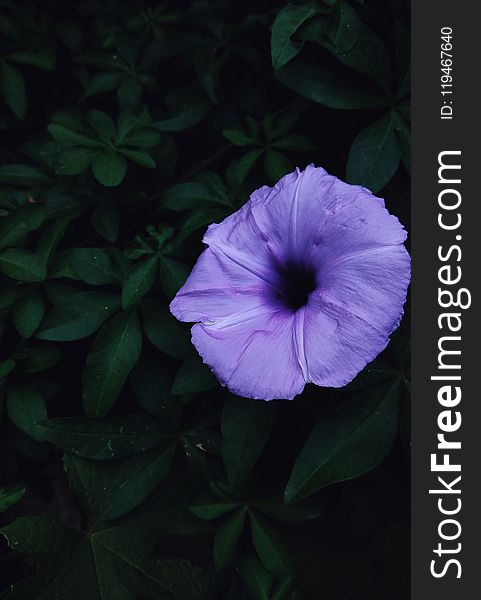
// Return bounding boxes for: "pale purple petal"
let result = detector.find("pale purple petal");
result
[191,310,305,400]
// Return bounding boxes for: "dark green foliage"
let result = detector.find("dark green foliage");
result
[0,1,410,599]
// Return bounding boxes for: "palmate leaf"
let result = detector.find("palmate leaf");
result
[1,513,215,600]
[64,445,176,521]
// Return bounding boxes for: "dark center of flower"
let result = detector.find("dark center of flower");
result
[276,261,317,311]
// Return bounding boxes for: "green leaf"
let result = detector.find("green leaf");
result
[264,149,293,184]
[87,110,116,142]
[0,203,47,250]
[92,151,127,187]
[83,71,126,98]
[91,202,119,242]
[0,248,47,282]
[119,148,156,169]
[82,309,143,416]
[249,512,294,578]
[39,414,172,460]
[222,127,256,146]
[189,500,240,520]
[122,256,158,309]
[121,128,161,148]
[154,89,210,132]
[158,255,190,300]
[141,299,191,360]
[36,219,68,266]
[55,146,98,175]
[51,247,120,285]
[0,484,25,514]
[0,61,26,119]
[6,384,47,442]
[15,345,62,374]
[161,182,212,212]
[37,291,121,341]
[221,396,277,487]
[234,148,264,184]
[271,134,316,151]
[1,514,214,599]
[346,110,401,193]
[172,354,217,395]
[285,380,401,504]
[7,49,55,70]
[0,164,51,187]
[271,2,321,69]
[130,353,180,423]
[275,59,389,109]
[13,288,45,338]
[64,445,175,520]
[213,507,246,570]
[239,557,273,600]
[47,123,102,147]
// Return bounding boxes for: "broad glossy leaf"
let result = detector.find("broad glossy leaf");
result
[271,2,321,69]
[234,148,264,184]
[285,380,401,504]
[51,247,120,285]
[82,309,143,416]
[130,353,180,423]
[346,110,401,192]
[122,256,158,309]
[161,182,212,212]
[6,384,47,442]
[119,148,156,169]
[0,248,46,282]
[221,396,277,487]
[92,151,127,187]
[0,203,47,250]
[55,146,98,175]
[36,219,68,266]
[172,354,217,395]
[13,288,45,338]
[141,299,191,359]
[275,59,389,109]
[158,255,190,300]
[39,414,172,459]
[37,291,121,341]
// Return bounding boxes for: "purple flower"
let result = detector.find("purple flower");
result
[170,165,410,400]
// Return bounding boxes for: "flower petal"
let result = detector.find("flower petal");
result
[303,293,400,388]
[170,247,272,324]
[317,244,410,334]
[191,310,306,400]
